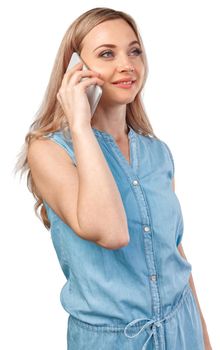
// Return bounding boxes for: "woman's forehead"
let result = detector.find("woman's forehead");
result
[81,19,137,51]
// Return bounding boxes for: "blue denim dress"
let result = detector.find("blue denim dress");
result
[43,125,205,349]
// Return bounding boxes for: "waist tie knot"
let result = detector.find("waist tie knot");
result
[124,316,166,350]
[123,284,190,350]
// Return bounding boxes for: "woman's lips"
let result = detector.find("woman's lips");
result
[111,81,136,89]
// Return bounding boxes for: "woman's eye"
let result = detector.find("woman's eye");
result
[99,51,113,58]
[132,48,143,56]
[99,48,142,58]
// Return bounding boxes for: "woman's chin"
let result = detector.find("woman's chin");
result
[100,93,136,106]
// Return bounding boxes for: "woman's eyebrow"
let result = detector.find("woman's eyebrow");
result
[93,40,141,52]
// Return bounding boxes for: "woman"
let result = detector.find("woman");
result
[15,7,212,350]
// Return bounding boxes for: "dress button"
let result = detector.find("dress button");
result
[132,180,139,186]
[144,226,150,232]
[150,275,157,282]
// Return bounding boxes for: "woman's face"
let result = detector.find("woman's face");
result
[80,19,145,106]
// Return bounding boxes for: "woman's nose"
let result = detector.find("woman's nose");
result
[115,53,135,72]
[117,63,135,72]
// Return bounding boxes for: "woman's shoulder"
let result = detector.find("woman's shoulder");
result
[42,129,76,164]
[138,133,175,175]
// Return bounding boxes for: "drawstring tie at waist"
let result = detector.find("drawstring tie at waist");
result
[124,284,190,350]
[124,316,167,350]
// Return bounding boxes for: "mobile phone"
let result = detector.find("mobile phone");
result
[66,52,102,116]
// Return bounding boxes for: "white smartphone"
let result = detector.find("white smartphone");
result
[66,52,102,116]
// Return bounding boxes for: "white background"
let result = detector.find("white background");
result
[1,0,219,349]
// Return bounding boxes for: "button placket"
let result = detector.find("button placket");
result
[150,275,157,282]
[132,179,139,186]
[93,128,162,319]
[143,225,150,233]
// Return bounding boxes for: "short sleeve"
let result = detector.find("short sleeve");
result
[160,140,175,178]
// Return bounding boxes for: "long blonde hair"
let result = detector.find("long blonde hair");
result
[14,7,159,230]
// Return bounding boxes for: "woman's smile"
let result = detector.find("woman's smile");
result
[111,80,136,89]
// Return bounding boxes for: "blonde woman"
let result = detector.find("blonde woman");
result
[15,7,212,350]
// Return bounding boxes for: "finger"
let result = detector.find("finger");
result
[56,91,62,106]
[66,61,83,74]
[61,62,83,86]
[79,76,104,90]
[64,69,101,87]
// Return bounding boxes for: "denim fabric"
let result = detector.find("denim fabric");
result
[43,126,205,349]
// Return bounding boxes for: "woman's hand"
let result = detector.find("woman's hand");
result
[57,61,104,130]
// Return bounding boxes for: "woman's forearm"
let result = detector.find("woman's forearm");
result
[189,273,212,349]
[71,125,130,249]
[178,244,212,349]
